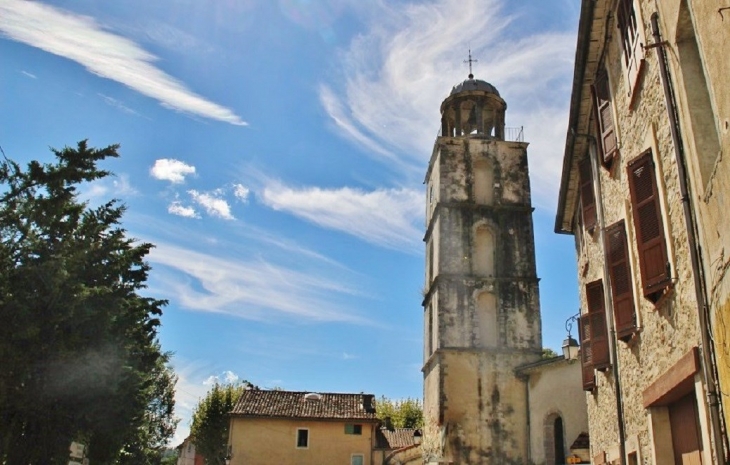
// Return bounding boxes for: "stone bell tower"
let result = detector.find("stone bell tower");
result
[422,72,542,464]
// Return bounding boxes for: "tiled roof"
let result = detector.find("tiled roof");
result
[230,389,378,421]
[570,432,590,450]
[375,427,419,449]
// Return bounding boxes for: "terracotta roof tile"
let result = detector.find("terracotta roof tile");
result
[375,428,419,449]
[230,389,378,421]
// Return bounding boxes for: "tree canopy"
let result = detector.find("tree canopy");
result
[190,382,248,465]
[376,396,424,429]
[0,141,176,463]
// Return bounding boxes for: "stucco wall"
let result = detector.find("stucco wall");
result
[228,417,375,465]
[524,360,588,465]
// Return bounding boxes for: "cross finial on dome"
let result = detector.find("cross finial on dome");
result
[464,49,478,79]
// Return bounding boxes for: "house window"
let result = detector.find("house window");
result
[579,280,611,391]
[351,454,365,465]
[592,69,618,168]
[296,428,309,448]
[605,220,637,341]
[345,424,362,435]
[627,150,671,302]
[617,0,645,102]
[578,157,596,232]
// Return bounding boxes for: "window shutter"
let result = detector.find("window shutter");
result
[586,280,610,371]
[579,158,596,232]
[627,151,671,300]
[617,0,645,102]
[578,315,595,391]
[606,221,637,340]
[592,70,618,167]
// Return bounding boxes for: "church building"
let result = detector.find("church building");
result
[421,70,588,465]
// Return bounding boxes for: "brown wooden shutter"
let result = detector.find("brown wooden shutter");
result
[586,280,610,371]
[606,221,637,341]
[578,315,595,391]
[627,151,671,300]
[592,70,618,167]
[579,158,596,232]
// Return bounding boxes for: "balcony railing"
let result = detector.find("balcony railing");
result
[436,126,524,142]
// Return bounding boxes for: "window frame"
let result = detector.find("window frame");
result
[345,424,363,435]
[296,428,309,449]
[351,453,365,465]
[616,0,646,105]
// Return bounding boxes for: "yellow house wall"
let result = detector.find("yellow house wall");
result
[526,361,588,465]
[228,417,375,465]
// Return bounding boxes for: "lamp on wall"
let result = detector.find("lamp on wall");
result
[562,312,581,362]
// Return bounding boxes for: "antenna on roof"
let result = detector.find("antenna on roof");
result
[464,49,478,79]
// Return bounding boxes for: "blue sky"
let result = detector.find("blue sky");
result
[0,0,581,445]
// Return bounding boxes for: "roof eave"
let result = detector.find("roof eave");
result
[555,0,597,234]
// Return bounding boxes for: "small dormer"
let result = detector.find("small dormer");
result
[440,75,507,140]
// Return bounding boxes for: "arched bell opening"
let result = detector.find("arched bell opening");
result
[440,92,506,139]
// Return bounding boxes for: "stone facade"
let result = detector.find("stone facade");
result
[555,0,729,463]
[422,78,543,464]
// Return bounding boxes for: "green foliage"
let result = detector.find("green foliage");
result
[190,382,247,465]
[542,348,559,359]
[375,396,424,429]
[0,141,176,463]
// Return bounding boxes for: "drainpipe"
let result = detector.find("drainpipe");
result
[650,12,727,463]
[579,134,627,465]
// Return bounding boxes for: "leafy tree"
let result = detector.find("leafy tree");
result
[190,382,247,465]
[542,348,559,359]
[117,349,179,464]
[0,141,176,463]
[376,396,424,429]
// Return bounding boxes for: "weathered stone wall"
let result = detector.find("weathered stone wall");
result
[655,0,730,437]
[423,132,541,464]
[570,0,720,462]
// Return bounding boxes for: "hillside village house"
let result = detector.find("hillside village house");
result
[226,389,419,465]
[556,0,730,463]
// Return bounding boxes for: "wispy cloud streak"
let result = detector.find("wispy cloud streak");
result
[0,0,247,126]
[321,0,575,204]
[148,243,367,323]
[260,181,423,252]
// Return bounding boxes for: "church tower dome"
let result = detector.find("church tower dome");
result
[440,75,507,139]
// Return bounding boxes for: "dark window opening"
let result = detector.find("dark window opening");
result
[296,429,309,448]
[554,417,566,465]
[345,424,362,435]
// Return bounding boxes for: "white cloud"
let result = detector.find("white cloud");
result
[321,0,575,206]
[20,70,36,79]
[147,243,366,323]
[189,190,234,220]
[233,183,250,202]
[97,93,140,116]
[83,173,137,199]
[150,158,196,183]
[260,180,423,252]
[168,201,199,219]
[0,0,247,126]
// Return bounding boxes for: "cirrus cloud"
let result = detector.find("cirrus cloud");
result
[0,0,247,126]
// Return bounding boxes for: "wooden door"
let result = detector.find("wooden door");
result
[669,393,703,465]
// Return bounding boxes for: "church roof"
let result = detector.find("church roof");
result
[450,77,500,96]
